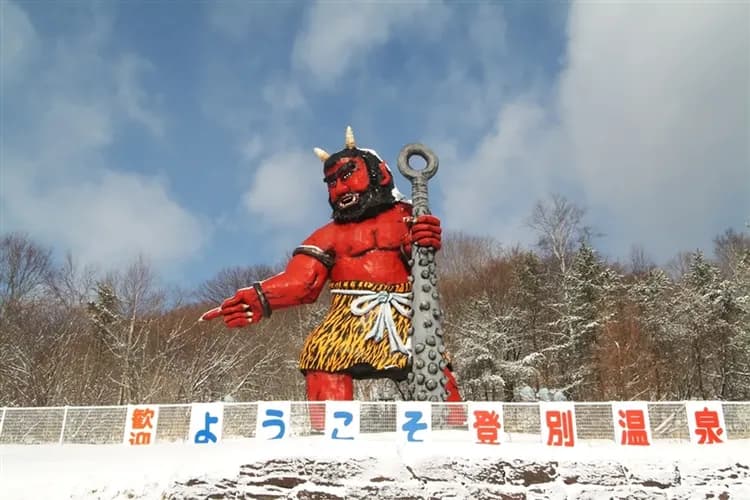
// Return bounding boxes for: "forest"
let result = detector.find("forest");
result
[1,195,748,407]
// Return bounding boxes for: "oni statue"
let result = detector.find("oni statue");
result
[202,127,462,428]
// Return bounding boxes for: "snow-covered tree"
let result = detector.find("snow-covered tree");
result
[668,251,749,399]
[451,291,541,401]
[545,244,620,400]
[628,267,676,399]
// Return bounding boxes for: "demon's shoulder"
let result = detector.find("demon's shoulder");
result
[300,222,338,250]
[394,201,413,217]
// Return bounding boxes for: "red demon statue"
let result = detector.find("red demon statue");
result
[202,127,461,427]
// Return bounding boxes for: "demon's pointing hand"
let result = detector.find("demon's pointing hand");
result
[200,285,265,327]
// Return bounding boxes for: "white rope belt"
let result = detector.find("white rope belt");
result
[330,289,412,355]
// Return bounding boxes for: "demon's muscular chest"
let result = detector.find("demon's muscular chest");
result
[305,203,413,284]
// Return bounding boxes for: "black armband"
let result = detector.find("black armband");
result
[292,245,335,270]
[252,282,272,318]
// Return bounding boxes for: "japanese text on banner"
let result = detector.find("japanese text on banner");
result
[123,405,159,446]
[611,402,652,446]
[256,401,291,440]
[468,402,503,445]
[540,402,576,447]
[397,402,431,443]
[189,402,224,444]
[325,401,360,441]
[685,401,727,445]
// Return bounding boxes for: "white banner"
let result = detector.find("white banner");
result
[685,401,727,444]
[256,401,291,440]
[467,402,504,445]
[324,401,360,441]
[539,402,577,447]
[123,404,159,446]
[611,401,652,446]
[188,402,224,444]
[396,402,432,443]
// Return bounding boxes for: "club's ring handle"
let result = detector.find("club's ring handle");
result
[397,143,439,182]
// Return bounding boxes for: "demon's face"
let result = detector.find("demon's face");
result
[324,154,396,223]
[325,156,370,209]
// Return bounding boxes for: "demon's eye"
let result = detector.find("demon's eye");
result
[341,169,353,180]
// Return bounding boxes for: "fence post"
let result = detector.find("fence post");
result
[0,407,6,441]
[59,405,69,445]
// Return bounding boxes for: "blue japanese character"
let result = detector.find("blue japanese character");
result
[331,410,354,440]
[262,408,286,439]
[194,411,219,444]
[402,410,428,442]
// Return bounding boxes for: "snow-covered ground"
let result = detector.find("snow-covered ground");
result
[1,433,749,499]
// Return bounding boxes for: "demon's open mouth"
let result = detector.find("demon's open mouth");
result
[337,193,360,209]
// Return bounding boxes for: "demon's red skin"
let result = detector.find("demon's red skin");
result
[203,155,460,422]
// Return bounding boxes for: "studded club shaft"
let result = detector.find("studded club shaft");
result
[397,144,448,402]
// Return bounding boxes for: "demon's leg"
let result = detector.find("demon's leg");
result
[305,370,354,431]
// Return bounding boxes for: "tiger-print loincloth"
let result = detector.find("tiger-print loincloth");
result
[299,280,412,379]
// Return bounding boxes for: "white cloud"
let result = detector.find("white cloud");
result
[4,169,204,268]
[207,0,256,41]
[439,96,558,247]
[240,136,264,162]
[0,0,39,85]
[261,80,306,113]
[36,98,114,170]
[292,1,435,87]
[242,150,327,230]
[558,1,749,257]
[438,1,749,260]
[207,0,296,41]
[2,1,203,270]
[115,54,165,137]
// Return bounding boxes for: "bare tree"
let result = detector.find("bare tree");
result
[666,250,695,281]
[437,231,501,279]
[526,194,593,275]
[628,245,656,276]
[87,256,166,405]
[714,228,750,276]
[47,252,98,307]
[196,264,279,304]
[0,233,53,305]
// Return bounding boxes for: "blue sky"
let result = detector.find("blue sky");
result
[2,0,748,290]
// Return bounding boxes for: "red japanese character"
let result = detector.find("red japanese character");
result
[617,409,650,446]
[694,407,724,444]
[128,431,151,445]
[473,410,501,445]
[546,410,575,447]
[131,408,155,430]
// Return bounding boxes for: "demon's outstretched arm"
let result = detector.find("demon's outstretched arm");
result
[201,252,330,328]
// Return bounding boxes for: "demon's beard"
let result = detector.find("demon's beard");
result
[330,184,397,223]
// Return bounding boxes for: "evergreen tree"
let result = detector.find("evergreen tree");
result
[546,244,619,399]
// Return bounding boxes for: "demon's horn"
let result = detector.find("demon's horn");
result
[313,147,330,162]
[345,125,356,149]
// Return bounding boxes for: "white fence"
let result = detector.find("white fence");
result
[0,401,747,445]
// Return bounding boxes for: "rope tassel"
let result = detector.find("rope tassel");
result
[331,289,412,355]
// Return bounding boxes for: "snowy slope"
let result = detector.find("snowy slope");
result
[1,434,749,499]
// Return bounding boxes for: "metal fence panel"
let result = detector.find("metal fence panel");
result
[154,405,191,443]
[0,407,66,444]
[575,403,614,440]
[723,402,750,439]
[62,406,127,444]
[649,402,689,441]
[223,403,258,439]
